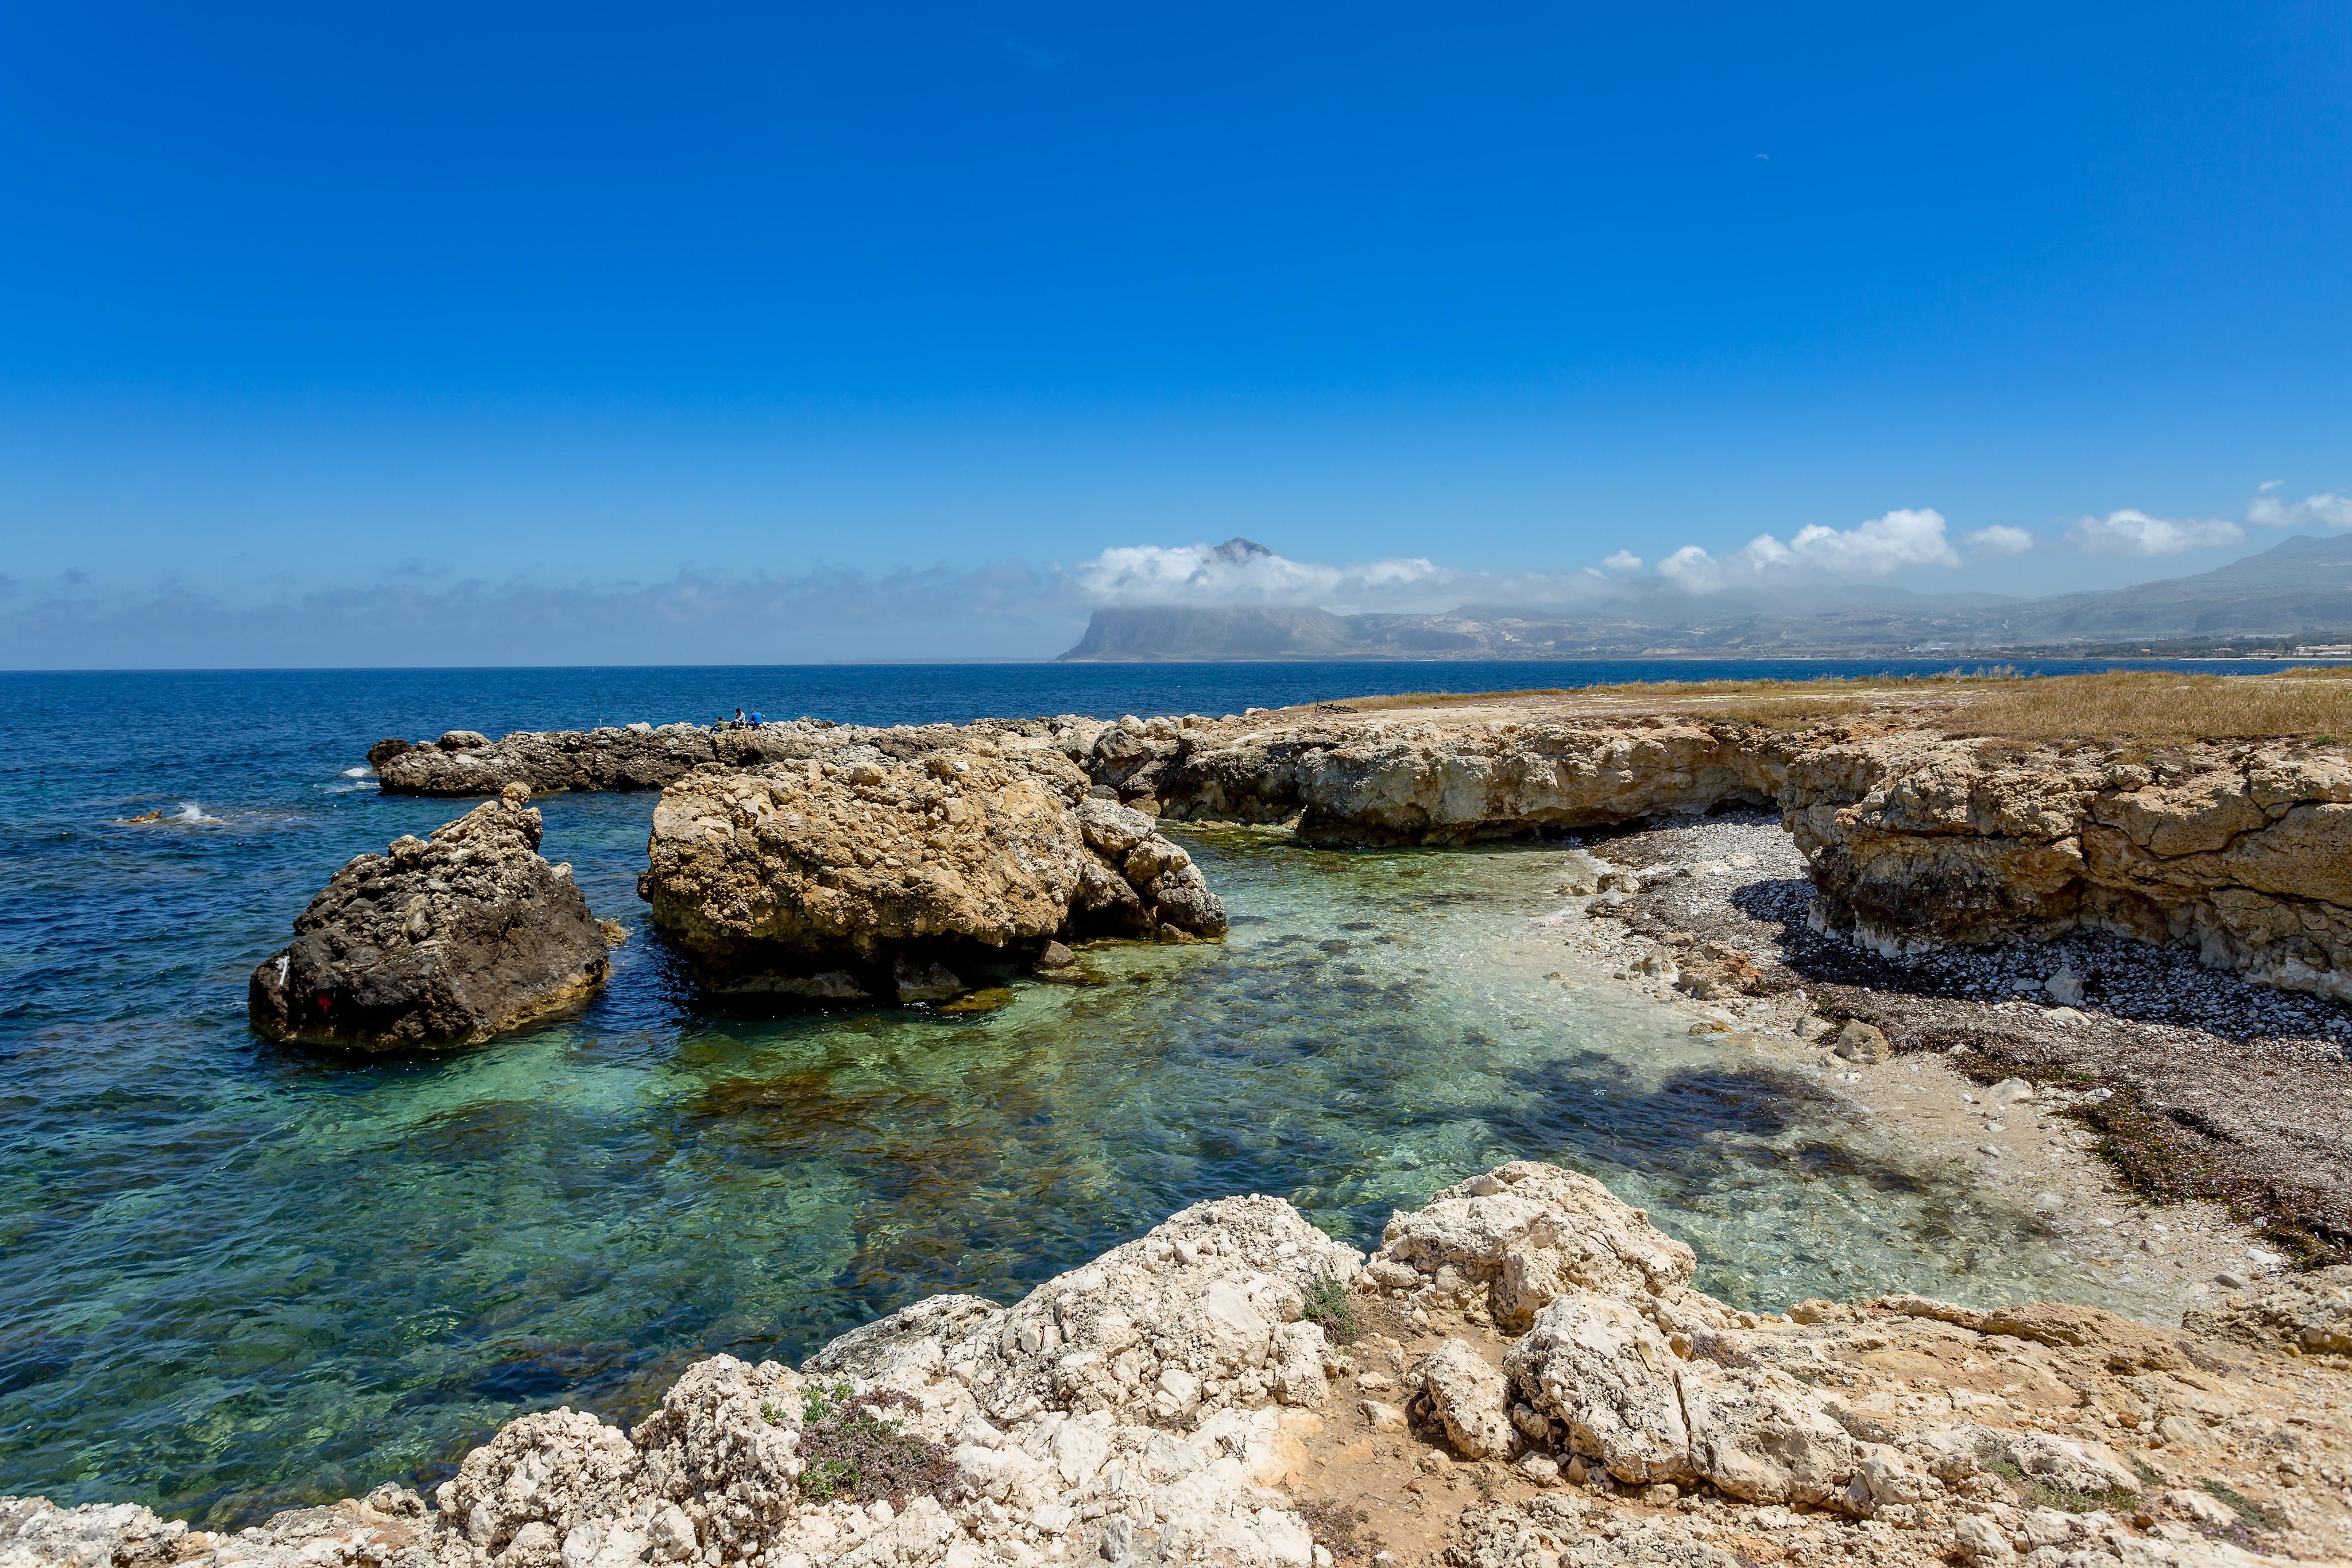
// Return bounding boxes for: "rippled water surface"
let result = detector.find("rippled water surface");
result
[0,662,2262,1527]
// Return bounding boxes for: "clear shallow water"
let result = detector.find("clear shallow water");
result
[0,661,2275,1527]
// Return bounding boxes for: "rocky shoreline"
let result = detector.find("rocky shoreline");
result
[80,680,2341,1565]
[368,695,2352,1010]
[9,1162,2347,1568]
[1541,811,2352,1270]
[339,690,2352,1242]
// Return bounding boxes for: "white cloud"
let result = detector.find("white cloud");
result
[1964,525,2035,556]
[2066,509,2243,557]
[2246,490,2352,533]
[1600,550,1643,571]
[1654,508,1962,591]
[1071,537,1450,609]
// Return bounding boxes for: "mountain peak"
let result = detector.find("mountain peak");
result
[1210,537,1274,564]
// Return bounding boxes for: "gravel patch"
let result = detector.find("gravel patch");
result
[1575,809,2352,1271]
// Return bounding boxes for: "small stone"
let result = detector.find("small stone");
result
[1035,940,1076,970]
[2215,1270,2249,1288]
[1517,1454,1561,1486]
[1988,1078,2034,1104]
[1359,1399,1407,1433]
[1833,1021,1893,1063]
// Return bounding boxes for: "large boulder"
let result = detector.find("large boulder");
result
[247,785,613,1050]
[639,749,1226,1000]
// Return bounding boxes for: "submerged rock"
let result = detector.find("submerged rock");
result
[247,785,613,1050]
[639,749,1225,1001]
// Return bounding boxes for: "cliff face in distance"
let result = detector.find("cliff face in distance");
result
[1057,533,2352,659]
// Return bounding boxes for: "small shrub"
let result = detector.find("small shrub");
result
[1301,1273,1359,1343]
[2200,1479,2283,1531]
[1295,1500,1380,1565]
[794,1381,961,1509]
[1975,1438,2136,1515]
[2034,1481,2140,1515]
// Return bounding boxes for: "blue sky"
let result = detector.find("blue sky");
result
[3,3,2349,664]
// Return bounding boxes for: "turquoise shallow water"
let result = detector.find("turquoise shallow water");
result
[0,664,2207,1528]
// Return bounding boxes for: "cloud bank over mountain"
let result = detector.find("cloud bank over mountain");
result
[4,488,2345,667]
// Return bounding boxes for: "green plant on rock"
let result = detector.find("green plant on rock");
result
[1975,1438,2136,1516]
[1301,1272,1359,1343]
[1294,1500,1380,1565]
[793,1381,961,1509]
[2200,1479,2283,1531]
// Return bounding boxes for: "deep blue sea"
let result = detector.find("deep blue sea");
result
[0,659,2300,1526]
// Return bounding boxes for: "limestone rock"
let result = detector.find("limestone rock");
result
[628,1356,806,1547]
[1832,1020,1893,1063]
[640,747,1224,999]
[247,787,609,1050]
[0,1497,186,1568]
[432,1408,641,1562]
[2184,1265,2352,1356]
[1504,1295,1693,1486]
[1676,1365,1858,1507]
[1415,1339,1518,1459]
[1371,1161,1700,1329]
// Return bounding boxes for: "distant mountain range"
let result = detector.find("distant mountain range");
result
[1057,534,2352,660]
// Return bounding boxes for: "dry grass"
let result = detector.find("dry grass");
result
[1943,670,2352,742]
[1327,667,2352,744]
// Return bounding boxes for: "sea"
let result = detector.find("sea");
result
[0,659,2301,1526]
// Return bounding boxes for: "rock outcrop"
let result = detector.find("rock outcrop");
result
[14,1163,2347,1567]
[368,719,1108,799]
[363,704,2352,1004]
[1125,714,2352,1005]
[639,748,1225,1000]
[1366,1163,2346,1565]
[247,786,614,1050]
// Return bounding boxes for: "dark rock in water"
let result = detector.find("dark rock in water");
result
[248,784,615,1051]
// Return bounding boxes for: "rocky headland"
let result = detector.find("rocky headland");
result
[10,1162,2348,1568]
[370,688,2352,1009]
[247,785,618,1050]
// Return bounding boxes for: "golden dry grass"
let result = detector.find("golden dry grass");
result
[1941,669,2352,741]
[1330,667,2352,744]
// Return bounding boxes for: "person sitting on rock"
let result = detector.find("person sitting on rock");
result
[731,707,746,729]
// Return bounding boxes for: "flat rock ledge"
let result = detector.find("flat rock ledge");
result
[248,785,615,1050]
[640,743,1225,1001]
[11,1164,2347,1568]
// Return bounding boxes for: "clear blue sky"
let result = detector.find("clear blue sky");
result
[3,3,2349,664]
